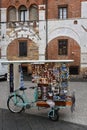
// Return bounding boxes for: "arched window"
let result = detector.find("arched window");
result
[29,4,38,21]
[19,5,27,21]
[7,6,16,21]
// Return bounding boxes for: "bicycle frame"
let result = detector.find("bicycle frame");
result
[9,87,38,108]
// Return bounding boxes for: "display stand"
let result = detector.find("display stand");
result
[31,63,72,109]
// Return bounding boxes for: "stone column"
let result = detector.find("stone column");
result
[1,8,7,59]
[38,5,46,60]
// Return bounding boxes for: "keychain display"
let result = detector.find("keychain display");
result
[19,65,25,89]
[60,63,69,98]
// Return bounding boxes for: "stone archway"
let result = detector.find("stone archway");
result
[7,38,39,60]
[7,38,39,74]
[45,36,81,74]
[48,27,81,47]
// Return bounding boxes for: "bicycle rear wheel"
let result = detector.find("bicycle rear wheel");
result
[7,95,24,113]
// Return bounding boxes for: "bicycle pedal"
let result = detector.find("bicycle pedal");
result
[26,104,31,109]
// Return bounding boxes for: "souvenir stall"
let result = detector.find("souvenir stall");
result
[31,61,75,121]
[1,60,75,121]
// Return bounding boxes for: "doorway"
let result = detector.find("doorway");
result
[69,66,79,75]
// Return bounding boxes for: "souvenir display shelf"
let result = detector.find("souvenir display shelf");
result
[32,62,72,108]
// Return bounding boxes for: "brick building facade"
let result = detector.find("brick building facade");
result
[0,0,87,74]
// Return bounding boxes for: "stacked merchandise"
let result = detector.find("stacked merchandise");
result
[32,63,69,102]
[59,64,69,100]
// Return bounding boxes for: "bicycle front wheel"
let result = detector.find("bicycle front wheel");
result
[7,95,24,113]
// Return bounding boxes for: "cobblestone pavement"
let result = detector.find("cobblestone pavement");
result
[0,80,87,126]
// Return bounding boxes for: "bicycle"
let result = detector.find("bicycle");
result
[7,86,38,113]
[7,86,59,121]
[7,84,75,121]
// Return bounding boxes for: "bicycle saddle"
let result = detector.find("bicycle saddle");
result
[19,87,27,91]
